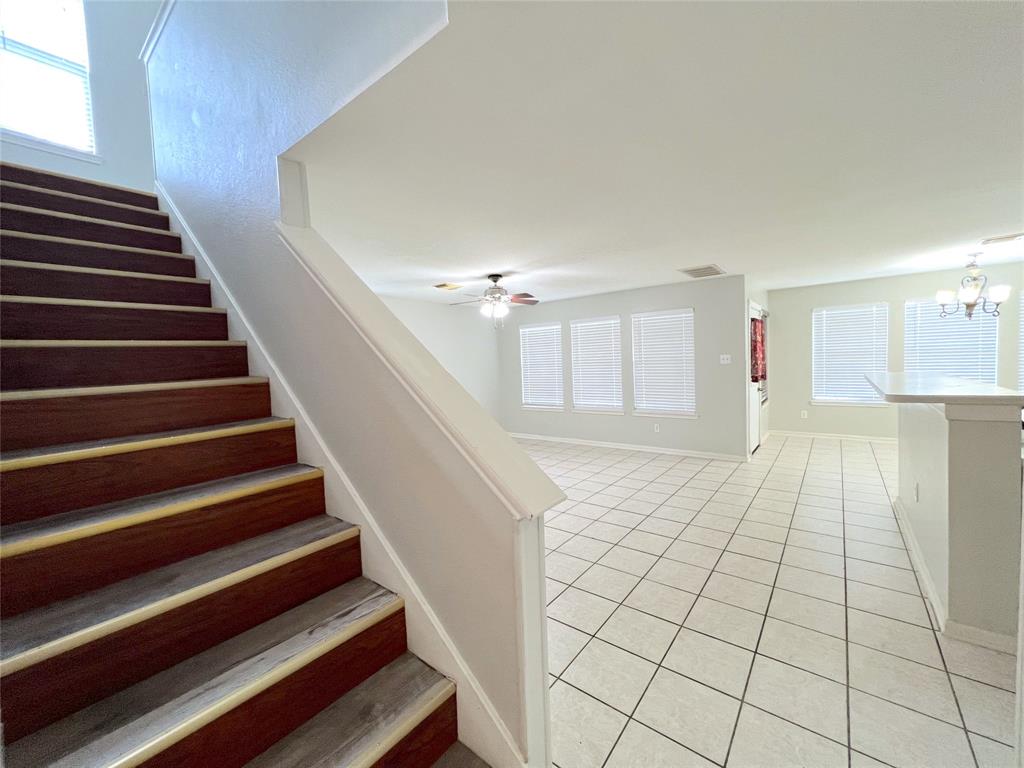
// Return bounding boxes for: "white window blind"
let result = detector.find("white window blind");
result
[0,0,95,153]
[570,316,622,411]
[519,323,563,408]
[904,299,998,384]
[632,309,696,415]
[811,303,889,404]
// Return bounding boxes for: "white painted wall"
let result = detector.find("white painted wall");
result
[0,0,158,190]
[767,263,1023,438]
[145,3,560,764]
[497,276,749,458]
[381,297,500,413]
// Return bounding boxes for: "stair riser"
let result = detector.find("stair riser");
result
[0,233,195,277]
[0,165,158,210]
[2,207,181,252]
[0,301,227,340]
[1,345,248,390]
[0,426,298,523]
[0,536,363,742]
[0,264,210,307]
[1,476,326,616]
[0,185,169,229]
[375,693,459,768]
[139,611,408,768]
[0,383,271,451]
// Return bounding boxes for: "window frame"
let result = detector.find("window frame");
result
[903,297,999,385]
[810,302,890,406]
[631,308,697,418]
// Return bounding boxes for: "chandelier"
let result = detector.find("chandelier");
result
[935,255,1011,319]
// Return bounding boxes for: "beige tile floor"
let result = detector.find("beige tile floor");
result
[519,435,1018,768]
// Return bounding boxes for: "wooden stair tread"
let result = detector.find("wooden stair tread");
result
[5,578,400,768]
[0,416,291,467]
[0,259,208,284]
[0,181,167,215]
[0,162,159,209]
[0,376,266,401]
[0,203,175,236]
[246,652,454,768]
[433,743,491,768]
[1,516,357,670]
[0,294,225,313]
[1,463,322,552]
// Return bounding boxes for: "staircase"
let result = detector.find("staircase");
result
[0,162,486,767]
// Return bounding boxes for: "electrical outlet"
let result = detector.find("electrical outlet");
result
[720,354,732,365]
[800,410,808,419]
[654,423,660,433]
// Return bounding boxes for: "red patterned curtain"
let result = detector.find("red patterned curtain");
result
[750,317,766,383]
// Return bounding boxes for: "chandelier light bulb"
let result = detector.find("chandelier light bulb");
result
[493,302,510,318]
[958,283,981,304]
[480,302,495,317]
[935,289,956,305]
[988,284,1011,304]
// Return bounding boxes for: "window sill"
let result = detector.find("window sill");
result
[809,399,890,409]
[1,129,101,164]
[521,405,565,412]
[632,410,698,420]
[571,408,625,415]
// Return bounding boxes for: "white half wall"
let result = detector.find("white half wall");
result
[767,263,1023,438]
[382,297,501,413]
[498,275,749,458]
[0,0,158,190]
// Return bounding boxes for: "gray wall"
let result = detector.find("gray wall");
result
[497,275,749,458]
[0,0,159,190]
[767,262,1023,438]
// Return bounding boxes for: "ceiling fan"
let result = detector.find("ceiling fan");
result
[450,274,539,322]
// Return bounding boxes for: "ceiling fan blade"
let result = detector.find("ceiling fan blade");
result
[449,298,483,306]
[510,293,535,299]
[510,295,539,305]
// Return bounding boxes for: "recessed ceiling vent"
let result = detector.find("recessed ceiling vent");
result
[678,264,726,279]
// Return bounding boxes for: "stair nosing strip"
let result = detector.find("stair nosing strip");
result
[0,339,245,348]
[0,524,363,677]
[0,203,177,237]
[1,161,159,199]
[0,467,324,557]
[0,418,293,472]
[0,230,194,260]
[0,181,170,216]
[0,294,225,312]
[107,594,402,768]
[0,259,208,284]
[348,681,456,768]
[0,376,268,402]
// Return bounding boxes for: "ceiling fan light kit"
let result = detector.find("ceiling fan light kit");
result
[448,273,539,326]
[935,253,1012,319]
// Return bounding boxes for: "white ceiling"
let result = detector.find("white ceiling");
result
[291,1,1024,304]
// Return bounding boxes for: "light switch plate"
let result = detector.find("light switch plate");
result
[720,354,732,365]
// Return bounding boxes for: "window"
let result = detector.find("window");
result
[632,309,696,416]
[0,0,95,153]
[811,303,889,404]
[1019,294,1023,389]
[904,299,998,383]
[519,323,563,408]
[570,316,622,411]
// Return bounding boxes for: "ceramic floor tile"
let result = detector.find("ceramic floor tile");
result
[939,635,1016,692]
[559,535,614,562]
[849,690,974,768]
[601,509,647,528]
[574,564,641,602]
[715,551,779,585]
[847,581,930,627]
[549,513,595,534]
[727,704,848,768]
[775,564,845,604]
[768,589,846,639]
[679,525,732,548]
[624,579,697,624]
[549,618,591,675]
[634,668,741,765]
[550,680,628,768]
[547,550,593,583]
[647,558,712,594]
[664,539,722,569]
[758,617,847,683]
[845,558,919,594]
[545,527,574,549]
[581,520,631,544]
[849,643,960,725]
[951,674,1015,745]
[563,638,658,713]
[619,529,674,556]
[548,587,619,634]
[702,572,772,613]
[727,534,784,563]
[745,655,848,744]
[847,608,942,668]
[846,540,912,569]
[969,732,1016,768]
[663,627,754,697]
[735,520,789,544]
[605,719,717,768]
[636,516,686,538]
[684,597,764,650]
[598,545,659,577]
[547,577,569,605]
[597,605,679,663]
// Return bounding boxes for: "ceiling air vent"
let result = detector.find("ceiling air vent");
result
[678,264,726,279]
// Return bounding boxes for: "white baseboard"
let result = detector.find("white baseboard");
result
[769,429,897,444]
[508,432,748,463]
[156,181,529,768]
